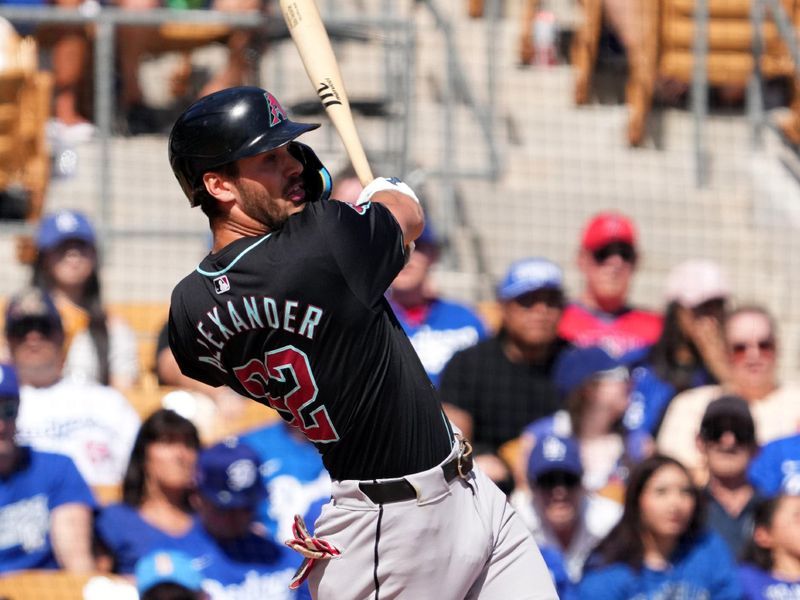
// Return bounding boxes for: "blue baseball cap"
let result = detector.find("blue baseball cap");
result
[416,221,439,249]
[0,365,19,399]
[195,439,267,509]
[497,257,563,301]
[527,435,583,481]
[36,209,96,252]
[553,346,626,400]
[135,550,202,595]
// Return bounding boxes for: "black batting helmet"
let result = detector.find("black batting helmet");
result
[169,86,321,205]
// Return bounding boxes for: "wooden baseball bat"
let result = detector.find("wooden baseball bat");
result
[279,0,374,186]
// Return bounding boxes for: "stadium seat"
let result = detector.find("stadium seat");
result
[0,571,132,600]
[0,34,52,225]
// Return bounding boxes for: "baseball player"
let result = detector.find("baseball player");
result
[167,86,556,600]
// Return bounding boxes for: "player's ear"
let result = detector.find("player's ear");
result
[203,170,237,204]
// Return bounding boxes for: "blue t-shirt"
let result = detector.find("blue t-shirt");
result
[239,422,330,542]
[0,448,95,573]
[392,298,486,386]
[540,545,575,600]
[97,502,308,598]
[199,529,308,600]
[577,531,743,600]
[749,434,800,497]
[621,348,714,438]
[739,563,800,599]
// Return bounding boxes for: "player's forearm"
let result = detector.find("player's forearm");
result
[370,189,425,245]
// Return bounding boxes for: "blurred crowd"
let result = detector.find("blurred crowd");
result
[2,198,800,599]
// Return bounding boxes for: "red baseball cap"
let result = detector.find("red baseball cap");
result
[581,212,637,251]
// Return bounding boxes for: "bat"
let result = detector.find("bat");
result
[279,0,374,186]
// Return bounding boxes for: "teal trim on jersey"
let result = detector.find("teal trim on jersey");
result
[196,234,272,277]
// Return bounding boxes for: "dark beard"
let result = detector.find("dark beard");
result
[238,177,305,232]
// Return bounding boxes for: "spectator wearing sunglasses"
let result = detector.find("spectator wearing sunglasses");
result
[4,287,140,487]
[517,346,633,500]
[558,213,662,358]
[696,395,761,558]
[512,435,622,583]
[0,363,96,574]
[657,305,800,484]
[440,257,571,450]
[622,259,732,457]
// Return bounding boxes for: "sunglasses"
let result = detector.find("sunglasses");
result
[512,289,564,309]
[0,398,19,421]
[729,338,775,358]
[534,471,581,490]
[6,317,59,340]
[700,424,755,446]
[592,242,637,264]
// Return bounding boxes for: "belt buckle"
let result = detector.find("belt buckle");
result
[455,435,473,479]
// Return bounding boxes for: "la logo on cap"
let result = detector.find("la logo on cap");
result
[55,211,80,233]
[542,436,567,462]
[154,552,176,577]
[226,459,257,491]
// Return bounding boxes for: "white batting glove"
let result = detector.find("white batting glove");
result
[356,177,421,206]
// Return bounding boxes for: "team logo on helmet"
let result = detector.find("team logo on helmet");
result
[265,92,287,127]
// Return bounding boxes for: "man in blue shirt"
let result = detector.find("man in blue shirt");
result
[0,363,95,573]
[191,439,309,599]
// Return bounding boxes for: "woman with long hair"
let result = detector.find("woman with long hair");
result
[623,259,731,447]
[95,409,202,573]
[577,454,742,599]
[32,209,139,390]
[739,494,800,598]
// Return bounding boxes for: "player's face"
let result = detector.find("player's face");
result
[579,243,635,305]
[145,439,197,494]
[44,240,96,291]
[758,496,800,561]
[232,145,306,231]
[502,288,563,347]
[638,464,695,543]
[725,312,777,391]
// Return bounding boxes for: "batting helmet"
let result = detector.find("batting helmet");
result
[169,86,321,205]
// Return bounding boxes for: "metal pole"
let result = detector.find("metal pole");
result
[748,0,765,149]
[94,17,114,245]
[692,0,709,187]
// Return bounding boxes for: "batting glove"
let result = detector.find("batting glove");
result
[285,514,341,589]
[356,177,420,206]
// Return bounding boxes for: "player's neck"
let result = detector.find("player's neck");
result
[212,221,268,252]
[579,291,625,315]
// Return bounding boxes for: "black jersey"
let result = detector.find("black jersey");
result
[168,198,452,481]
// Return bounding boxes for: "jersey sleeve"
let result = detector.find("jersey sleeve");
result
[47,453,96,511]
[168,286,224,387]
[314,199,406,308]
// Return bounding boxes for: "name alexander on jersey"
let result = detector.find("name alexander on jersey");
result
[195,295,326,373]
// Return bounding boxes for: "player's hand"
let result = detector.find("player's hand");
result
[356,177,420,206]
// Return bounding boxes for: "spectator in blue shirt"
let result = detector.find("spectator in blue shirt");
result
[96,409,202,573]
[739,494,800,599]
[578,454,743,599]
[0,363,95,574]
[748,433,800,497]
[190,439,308,599]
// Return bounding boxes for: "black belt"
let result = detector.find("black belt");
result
[358,447,473,505]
